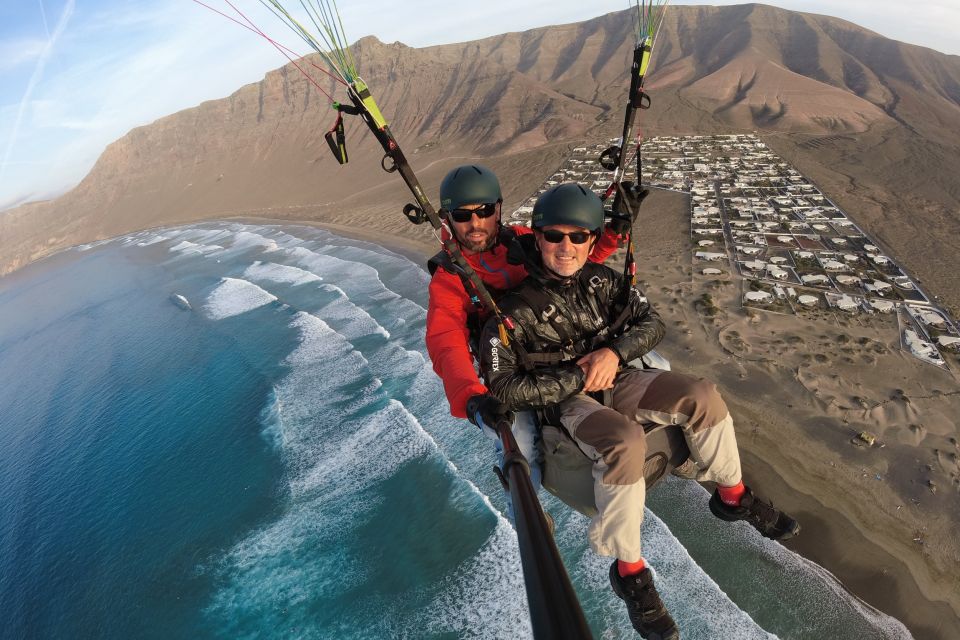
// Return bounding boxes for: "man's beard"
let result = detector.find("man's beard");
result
[460,229,495,253]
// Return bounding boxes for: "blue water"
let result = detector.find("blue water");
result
[0,223,912,639]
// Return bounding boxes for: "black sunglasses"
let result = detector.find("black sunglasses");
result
[540,229,594,245]
[448,202,498,223]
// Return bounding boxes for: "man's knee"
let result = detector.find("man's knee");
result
[648,372,730,432]
[575,409,647,485]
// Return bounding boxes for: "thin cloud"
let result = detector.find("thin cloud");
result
[0,0,75,182]
[38,0,51,37]
[0,38,48,72]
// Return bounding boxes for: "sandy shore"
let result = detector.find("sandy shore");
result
[631,188,959,639]
[237,188,960,639]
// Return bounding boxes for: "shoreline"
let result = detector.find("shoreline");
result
[4,215,954,638]
[242,214,954,638]
[223,215,959,638]
[226,216,437,267]
[737,447,957,639]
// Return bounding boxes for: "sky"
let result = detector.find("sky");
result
[1,0,958,211]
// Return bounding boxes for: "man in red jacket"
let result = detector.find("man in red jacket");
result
[425,164,626,424]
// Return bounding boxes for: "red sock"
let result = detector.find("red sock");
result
[718,481,746,506]
[617,558,647,577]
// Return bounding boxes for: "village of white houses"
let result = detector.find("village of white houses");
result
[506,133,960,372]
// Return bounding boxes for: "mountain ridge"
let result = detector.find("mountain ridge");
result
[2,3,959,312]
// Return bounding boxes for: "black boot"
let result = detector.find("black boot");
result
[609,561,680,639]
[709,486,800,540]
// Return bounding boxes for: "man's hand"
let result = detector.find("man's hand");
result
[466,393,515,430]
[609,181,649,235]
[577,348,621,392]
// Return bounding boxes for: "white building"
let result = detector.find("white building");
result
[696,252,726,261]
[905,330,944,365]
[937,335,960,350]
[865,280,893,296]
[892,276,915,290]
[835,295,860,312]
[919,311,947,328]
[822,259,847,271]
[767,265,789,280]
[745,291,773,303]
[870,299,895,313]
[801,274,829,285]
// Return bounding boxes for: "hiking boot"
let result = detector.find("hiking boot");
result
[709,486,800,541]
[609,561,680,639]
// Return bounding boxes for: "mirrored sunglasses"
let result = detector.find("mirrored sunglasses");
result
[540,229,593,244]
[448,202,498,223]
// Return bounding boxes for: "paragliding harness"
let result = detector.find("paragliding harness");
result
[499,268,689,515]
[426,230,637,379]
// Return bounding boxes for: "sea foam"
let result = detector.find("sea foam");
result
[243,261,323,287]
[204,277,278,319]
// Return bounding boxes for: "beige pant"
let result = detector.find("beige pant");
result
[559,368,742,562]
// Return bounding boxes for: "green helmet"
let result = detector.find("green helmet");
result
[532,183,604,232]
[440,165,502,210]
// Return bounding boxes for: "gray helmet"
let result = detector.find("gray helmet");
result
[440,165,502,210]
[532,183,604,232]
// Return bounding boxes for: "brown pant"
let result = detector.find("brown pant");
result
[559,368,742,561]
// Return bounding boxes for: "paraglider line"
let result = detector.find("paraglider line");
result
[190,0,344,103]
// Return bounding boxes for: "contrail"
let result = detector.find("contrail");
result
[38,0,52,38]
[0,0,76,184]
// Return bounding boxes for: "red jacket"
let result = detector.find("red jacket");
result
[426,225,620,418]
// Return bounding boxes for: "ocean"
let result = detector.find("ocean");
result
[0,222,912,639]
